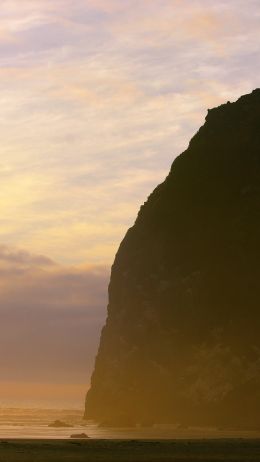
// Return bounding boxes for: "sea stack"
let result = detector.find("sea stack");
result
[85,90,260,429]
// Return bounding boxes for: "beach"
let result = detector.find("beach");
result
[1,438,260,462]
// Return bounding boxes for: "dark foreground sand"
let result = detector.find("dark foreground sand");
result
[1,439,260,462]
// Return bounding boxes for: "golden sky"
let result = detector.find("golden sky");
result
[0,0,259,408]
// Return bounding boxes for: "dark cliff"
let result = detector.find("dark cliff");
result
[85,89,260,429]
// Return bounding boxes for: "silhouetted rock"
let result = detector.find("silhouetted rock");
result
[48,420,73,428]
[85,89,260,429]
[70,433,89,439]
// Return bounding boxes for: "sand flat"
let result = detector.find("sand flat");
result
[1,439,260,462]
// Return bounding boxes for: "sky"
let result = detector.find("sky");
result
[0,0,260,409]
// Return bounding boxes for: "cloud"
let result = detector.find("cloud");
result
[0,245,109,405]
[0,0,259,270]
[0,244,54,269]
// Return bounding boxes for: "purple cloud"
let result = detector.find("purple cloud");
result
[0,245,109,389]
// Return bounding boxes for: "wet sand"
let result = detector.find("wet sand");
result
[1,438,260,462]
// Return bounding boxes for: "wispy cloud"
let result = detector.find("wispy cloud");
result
[0,0,259,264]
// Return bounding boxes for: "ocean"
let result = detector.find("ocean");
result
[1,408,260,440]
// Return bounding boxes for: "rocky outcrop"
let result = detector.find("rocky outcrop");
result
[48,420,73,428]
[85,90,260,429]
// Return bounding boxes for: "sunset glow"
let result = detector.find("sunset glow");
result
[0,0,259,408]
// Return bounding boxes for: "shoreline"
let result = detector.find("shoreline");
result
[1,438,260,461]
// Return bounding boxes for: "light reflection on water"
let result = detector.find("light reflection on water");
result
[0,408,85,439]
[0,408,167,439]
[1,409,260,440]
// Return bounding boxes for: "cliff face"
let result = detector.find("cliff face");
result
[85,90,260,429]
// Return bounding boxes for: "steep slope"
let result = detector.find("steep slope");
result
[85,89,260,429]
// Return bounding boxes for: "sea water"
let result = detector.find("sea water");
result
[0,408,260,440]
